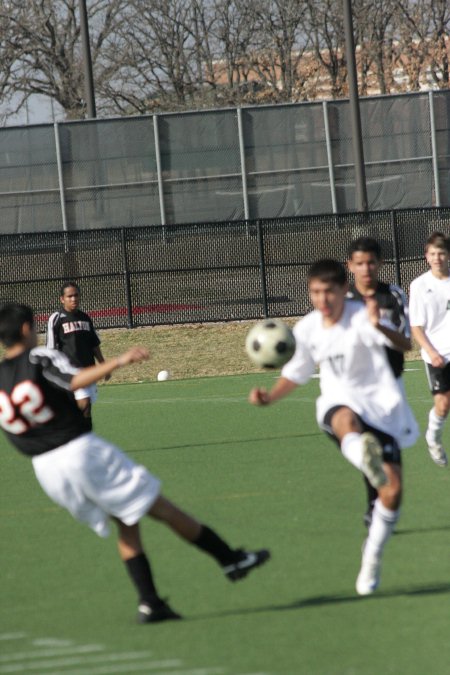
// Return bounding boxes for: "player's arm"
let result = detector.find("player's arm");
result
[249,377,298,406]
[71,347,149,390]
[93,344,111,382]
[410,325,446,367]
[409,281,445,367]
[365,297,411,352]
[373,323,411,352]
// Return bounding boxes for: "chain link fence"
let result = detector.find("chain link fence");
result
[1,91,449,234]
[0,207,449,331]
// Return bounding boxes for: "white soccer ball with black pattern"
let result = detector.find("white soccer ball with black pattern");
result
[245,319,296,369]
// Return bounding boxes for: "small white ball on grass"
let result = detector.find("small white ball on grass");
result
[157,370,171,381]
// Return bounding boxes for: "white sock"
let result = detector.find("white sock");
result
[363,499,399,561]
[427,409,446,443]
[341,432,364,471]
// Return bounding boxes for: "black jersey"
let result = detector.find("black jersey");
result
[0,347,91,456]
[347,282,410,378]
[46,309,100,367]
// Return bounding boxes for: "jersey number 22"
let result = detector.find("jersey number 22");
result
[0,381,54,434]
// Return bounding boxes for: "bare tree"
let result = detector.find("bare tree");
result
[306,0,347,99]
[352,0,399,95]
[209,0,257,102]
[2,0,449,121]
[110,0,201,113]
[0,9,15,123]
[0,0,128,120]
[248,0,310,101]
[395,0,450,91]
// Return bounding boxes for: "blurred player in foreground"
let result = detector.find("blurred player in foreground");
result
[249,260,418,595]
[46,282,108,427]
[409,231,450,467]
[346,237,411,527]
[0,303,270,624]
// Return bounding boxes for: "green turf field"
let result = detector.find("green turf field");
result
[1,366,449,675]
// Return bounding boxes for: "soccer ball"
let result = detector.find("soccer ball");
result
[245,319,296,369]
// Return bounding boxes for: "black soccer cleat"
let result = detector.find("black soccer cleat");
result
[223,548,271,581]
[137,600,182,624]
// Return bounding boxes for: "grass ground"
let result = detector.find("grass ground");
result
[1,365,449,675]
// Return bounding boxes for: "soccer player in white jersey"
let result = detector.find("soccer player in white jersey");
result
[409,231,450,467]
[249,259,419,595]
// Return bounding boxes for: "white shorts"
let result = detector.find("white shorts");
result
[32,433,161,538]
[74,384,98,403]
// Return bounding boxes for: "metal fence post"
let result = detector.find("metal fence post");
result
[428,91,441,207]
[237,107,250,222]
[121,228,134,328]
[54,122,69,233]
[390,210,402,287]
[323,101,338,214]
[256,219,269,318]
[153,114,167,228]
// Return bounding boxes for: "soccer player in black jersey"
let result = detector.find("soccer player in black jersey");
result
[0,302,270,624]
[46,282,108,426]
[347,237,411,527]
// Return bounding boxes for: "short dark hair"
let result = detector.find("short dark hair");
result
[347,236,382,260]
[60,281,80,296]
[425,231,450,253]
[0,302,34,347]
[308,259,347,286]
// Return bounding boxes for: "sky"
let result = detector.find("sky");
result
[1,94,65,127]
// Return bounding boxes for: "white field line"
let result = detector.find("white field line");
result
[35,660,184,675]
[0,637,226,675]
[32,639,74,647]
[0,651,156,673]
[0,645,104,663]
[151,670,225,675]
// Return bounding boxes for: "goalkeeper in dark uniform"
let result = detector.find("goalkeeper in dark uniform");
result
[46,282,108,426]
[346,237,411,527]
[0,302,270,624]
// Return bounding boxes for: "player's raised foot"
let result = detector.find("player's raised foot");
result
[360,433,388,489]
[356,555,381,596]
[223,548,271,581]
[137,600,182,624]
[425,431,448,467]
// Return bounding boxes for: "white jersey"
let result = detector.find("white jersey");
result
[281,301,418,448]
[409,270,450,363]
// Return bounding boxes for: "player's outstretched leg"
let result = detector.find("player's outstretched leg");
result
[356,464,401,595]
[148,496,271,581]
[115,519,182,624]
[425,409,448,467]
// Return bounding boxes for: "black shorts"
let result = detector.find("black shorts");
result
[322,405,401,465]
[425,361,450,395]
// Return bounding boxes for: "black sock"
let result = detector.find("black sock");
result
[193,525,237,565]
[124,553,161,607]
